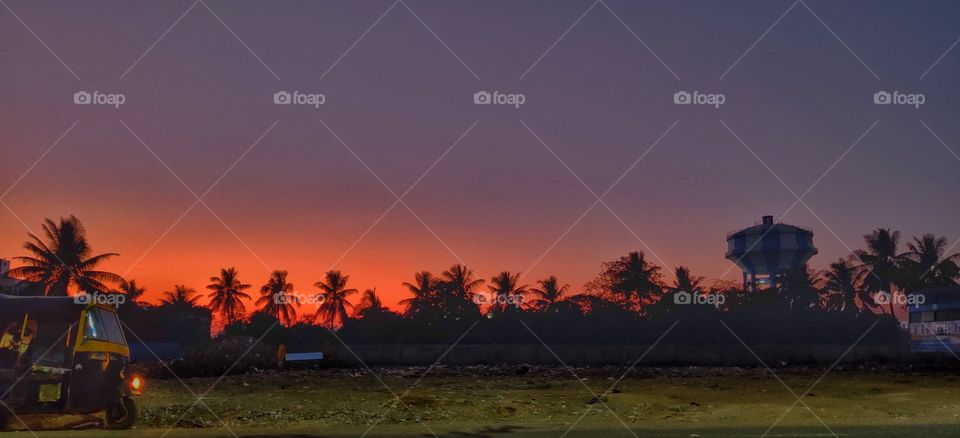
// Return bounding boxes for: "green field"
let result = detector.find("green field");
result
[8,368,960,437]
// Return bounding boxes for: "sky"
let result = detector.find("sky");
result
[1,0,959,313]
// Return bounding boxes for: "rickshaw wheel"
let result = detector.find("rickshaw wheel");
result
[104,396,137,430]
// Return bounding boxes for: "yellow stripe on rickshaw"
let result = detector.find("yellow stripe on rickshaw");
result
[75,339,130,357]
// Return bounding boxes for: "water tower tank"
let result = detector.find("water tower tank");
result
[725,215,817,289]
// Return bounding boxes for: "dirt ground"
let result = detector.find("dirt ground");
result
[7,366,960,437]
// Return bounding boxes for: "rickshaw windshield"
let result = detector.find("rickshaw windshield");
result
[84,308,126,345]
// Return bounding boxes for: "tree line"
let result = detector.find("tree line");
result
[3,216,958,346]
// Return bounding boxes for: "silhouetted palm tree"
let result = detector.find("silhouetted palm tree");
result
[441,264,485,301]
[821,259,864,313]
[669,266,704,295]
[900,234,960,291]
[435,264,484,320]
[10,216,122,296]
[587,251,664,310]
[400,271,438,318]
[854,228,902,315]
[777,264,820,310]
[616,251,664,300]
[645,266,709,318]
[486,271,527,315]
[207,267,252,325]
[160,285,202,309]
[256,270,298,325]
[118,278,147,306]
[355,288,388,318]
[528,276,569,311]
[313,270,357,328]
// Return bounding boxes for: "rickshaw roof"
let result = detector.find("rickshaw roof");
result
[0,294,87,320]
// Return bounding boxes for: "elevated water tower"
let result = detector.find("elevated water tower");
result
[725,215,817,290]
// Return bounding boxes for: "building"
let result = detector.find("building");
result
[0,258,29,295]
[724,215,818,290]
[908,286,960,353]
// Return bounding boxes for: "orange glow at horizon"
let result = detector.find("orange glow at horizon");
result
[0,204,732,318]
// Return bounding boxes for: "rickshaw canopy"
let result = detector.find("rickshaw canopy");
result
[0,294,86,321]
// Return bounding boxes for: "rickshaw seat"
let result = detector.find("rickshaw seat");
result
[29,350,67,368]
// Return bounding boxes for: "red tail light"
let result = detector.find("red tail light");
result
[130,375,144,393]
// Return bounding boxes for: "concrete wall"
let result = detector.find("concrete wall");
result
[129,342,185,362]
[335,344,911,366]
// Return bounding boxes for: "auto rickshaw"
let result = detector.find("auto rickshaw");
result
[0,294,142,429]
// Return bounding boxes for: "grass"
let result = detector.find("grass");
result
[8,368,960,437]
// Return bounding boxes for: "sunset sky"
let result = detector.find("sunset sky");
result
[1,0,959,311]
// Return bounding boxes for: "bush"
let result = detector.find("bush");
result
[166,336,278,377]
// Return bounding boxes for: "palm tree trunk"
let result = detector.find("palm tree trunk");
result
[887,280,895,317]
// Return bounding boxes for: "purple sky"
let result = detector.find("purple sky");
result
[1,0,959,306]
